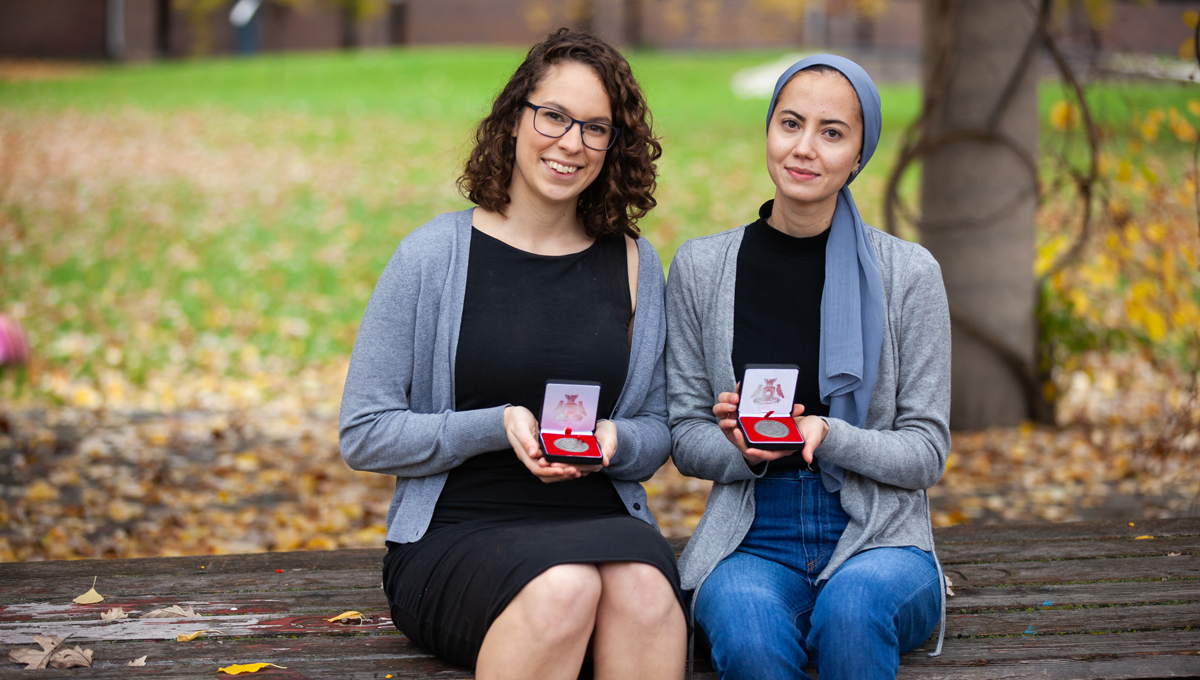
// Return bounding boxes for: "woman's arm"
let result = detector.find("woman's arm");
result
[338,239,510,479]
[813,246,952,490]
[665,243,762,484]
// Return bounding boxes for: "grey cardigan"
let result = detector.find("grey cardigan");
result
[339,209,672,544]
[666,224,951,648]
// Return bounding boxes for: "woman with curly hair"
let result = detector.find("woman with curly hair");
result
[339,29,686,679]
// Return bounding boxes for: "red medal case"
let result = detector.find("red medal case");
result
[737,364,805,451]
[540,380,604,465]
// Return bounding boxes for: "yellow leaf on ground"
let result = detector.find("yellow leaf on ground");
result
[1189,100,1200,117]
[218,662,288,674]
[128,656,148,667]
[325,610,363,623]
[73,576,104,604]
[1134,535,1155,540]
[101,607,127,620]
[177,629,219,642]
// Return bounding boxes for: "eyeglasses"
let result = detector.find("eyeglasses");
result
[523,101,621,151]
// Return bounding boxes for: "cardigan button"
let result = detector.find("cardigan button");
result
[633,503,641,511]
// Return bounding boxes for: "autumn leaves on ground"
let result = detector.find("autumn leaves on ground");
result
[2,51,1199,561]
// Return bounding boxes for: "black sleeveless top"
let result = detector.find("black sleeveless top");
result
[430,228,632,527]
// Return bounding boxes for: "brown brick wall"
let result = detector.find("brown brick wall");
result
[0,0,108,58]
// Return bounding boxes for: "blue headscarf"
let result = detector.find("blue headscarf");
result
[766,55,885,493]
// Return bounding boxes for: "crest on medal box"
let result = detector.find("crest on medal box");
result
[749,379,785,406]
[553,394,588,422]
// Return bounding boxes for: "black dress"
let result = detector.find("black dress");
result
[381,228,682,669]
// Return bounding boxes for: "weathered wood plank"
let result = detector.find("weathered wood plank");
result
[948,579,1200,611]
[936,536,1199,564]
[945,554,1200,586]
[0,589,389,623]
[943,602,1200,637]
[0,569,383,604]
[898,656,1200,679]
[911,628,1200,660]
[0,549,385,583]
[900,629,1200,678]
[933,518,1200,544]
[0,610,394,643]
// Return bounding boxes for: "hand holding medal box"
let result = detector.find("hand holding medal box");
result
[540,380,604,465]
[737,364,805,451]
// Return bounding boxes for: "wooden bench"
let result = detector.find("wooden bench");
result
[2,518,1197,678]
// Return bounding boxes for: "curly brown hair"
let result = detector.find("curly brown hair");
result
[457,28,661,238]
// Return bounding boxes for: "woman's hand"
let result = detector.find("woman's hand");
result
[714,388,806,467]
[795,415,829,465]
[504,406,584,483]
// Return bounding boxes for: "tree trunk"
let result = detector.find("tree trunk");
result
[919,0,1039,429]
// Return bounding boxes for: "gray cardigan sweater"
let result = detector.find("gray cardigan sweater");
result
[666,224,951,648]
[339,209,672,544]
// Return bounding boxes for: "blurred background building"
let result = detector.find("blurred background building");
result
[0,0,1191,60]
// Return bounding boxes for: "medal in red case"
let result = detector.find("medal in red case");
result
[737,364,804,450]
[540,380,603,465]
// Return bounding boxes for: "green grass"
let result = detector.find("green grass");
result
[0,48,1194,402]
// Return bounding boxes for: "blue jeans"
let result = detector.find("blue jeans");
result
[694,469,941,680]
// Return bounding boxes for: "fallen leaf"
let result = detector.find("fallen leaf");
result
[177,629,219,642]
[218,662,288,675]
[1168,551,1182,557]
[73,576,104,605]
[101,607,128,620]
[325,610,363,623]
[943,575,955,597]
[1134,535,1154,540]
[128,655,148,667]
[142,604,198,618]
[7,634,69,670]
[48,646,93,669]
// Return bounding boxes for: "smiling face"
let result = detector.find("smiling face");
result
[766,70,864,214]
[509,60,611,213]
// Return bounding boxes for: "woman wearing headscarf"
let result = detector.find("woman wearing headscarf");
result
[340,30,686,679]
[665,55,951,679]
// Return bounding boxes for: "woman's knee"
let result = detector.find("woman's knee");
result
[597,562,679,628]
[512,564,602,637]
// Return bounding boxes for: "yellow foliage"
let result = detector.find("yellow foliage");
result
[1115,160,1132,183]
[1169,108,1198,143]
[1049,100,1080,132]
[1139,109,1165,143]
[1182,37,1197,62]
[1189,100,1200,117]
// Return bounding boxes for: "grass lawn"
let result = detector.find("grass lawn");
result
[0,48,1196,408]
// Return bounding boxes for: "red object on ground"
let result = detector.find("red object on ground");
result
[276,569,284,573]
[0,315,30,366]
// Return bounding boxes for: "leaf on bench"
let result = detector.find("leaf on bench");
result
[218,662,288,675]
[48,646,93,669]
[73,576,104,605]
[101,607,128,620]
[7,635,93,670]
[325,610,365,624]
[142,604,199,618]
[128,656,148,667]
[177,629,220,642]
